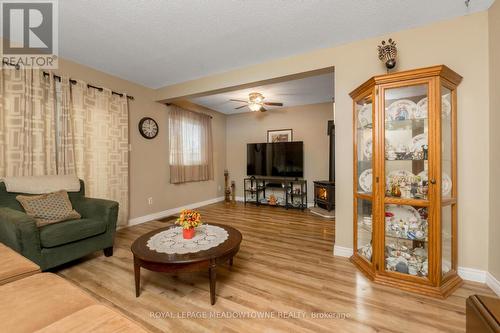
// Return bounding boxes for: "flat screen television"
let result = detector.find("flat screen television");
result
[247,141,303,178]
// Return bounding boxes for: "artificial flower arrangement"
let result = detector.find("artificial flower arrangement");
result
[176,209,202,239]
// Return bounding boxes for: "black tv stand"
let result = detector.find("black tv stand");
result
[243,177,307,211]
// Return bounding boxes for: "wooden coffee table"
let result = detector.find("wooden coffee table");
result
[131,223,242,305]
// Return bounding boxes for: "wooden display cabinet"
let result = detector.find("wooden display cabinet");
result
[350,65,462,298]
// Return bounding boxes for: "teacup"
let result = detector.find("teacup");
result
[408,265,418,275]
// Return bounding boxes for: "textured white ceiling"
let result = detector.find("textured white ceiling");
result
[190,72,334,114]
[52,0,494,88]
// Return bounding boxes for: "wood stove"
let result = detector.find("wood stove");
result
[314,181,335,211]
[313,120,335,212]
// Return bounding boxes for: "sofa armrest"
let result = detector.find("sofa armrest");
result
[73,198,119,232]
[0,207,41,255]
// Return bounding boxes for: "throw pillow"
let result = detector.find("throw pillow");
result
[16,190,81,227]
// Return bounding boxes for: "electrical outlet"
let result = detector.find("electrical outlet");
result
[148,197,153,205]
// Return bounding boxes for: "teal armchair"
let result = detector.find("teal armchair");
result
[0,180,118,271]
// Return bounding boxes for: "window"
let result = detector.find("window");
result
[168,105,213,183]
[171,119,202,166]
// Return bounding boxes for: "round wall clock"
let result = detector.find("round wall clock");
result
[138,117,159,139]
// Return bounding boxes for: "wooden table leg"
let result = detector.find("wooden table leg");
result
[209,259,216,305]
[134,257,141,297]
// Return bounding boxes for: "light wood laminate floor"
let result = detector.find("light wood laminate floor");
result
[57,202,494,333]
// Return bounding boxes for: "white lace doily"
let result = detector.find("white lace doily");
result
[146,225,229,254]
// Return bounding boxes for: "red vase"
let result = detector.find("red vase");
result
[183,228,195,239]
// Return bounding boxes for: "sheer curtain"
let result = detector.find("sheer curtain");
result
[0,67,58,177]
[169,105,213,184]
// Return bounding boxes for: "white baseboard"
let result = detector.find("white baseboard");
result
[486,272,500,296]
[332,245,499,294]
[457,267,486,283]
[127,196,224,227]
[333,245,353,257]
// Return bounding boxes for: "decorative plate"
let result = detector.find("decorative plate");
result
[442,173,452,196]
[415,97,428,119]
[386,169,415,189]
[358,104,372,127]
[417,170,428,182]
[410,133,428,152]
[414,95,452,119]
[442,94,451,118]
[386,99,417,121]
[359,168,373,193]
[385,204,421,224]
[363,137,372,159]
[417,171,452,195]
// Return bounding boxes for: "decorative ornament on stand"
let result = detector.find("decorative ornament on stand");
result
[224,169,231,203]
[231,181,236,204]
[378,38,398,72]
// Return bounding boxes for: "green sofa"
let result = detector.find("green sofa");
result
[0,180,119,271]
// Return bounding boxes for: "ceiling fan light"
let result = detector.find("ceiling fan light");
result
[249,102,262,112]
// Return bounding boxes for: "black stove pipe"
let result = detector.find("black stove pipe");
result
[327,120,335,183]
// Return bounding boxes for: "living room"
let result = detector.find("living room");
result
[0,1,499,332]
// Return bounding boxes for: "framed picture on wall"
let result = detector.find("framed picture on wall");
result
[267,129,293,143]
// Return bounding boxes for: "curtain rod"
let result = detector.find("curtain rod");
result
[2,60,134,100]
[166,103,213,118]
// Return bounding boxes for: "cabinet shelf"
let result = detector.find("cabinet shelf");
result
[385,233,428,242]
[357,224,372,233]
[357,124,373,130]
[385,119,428,133]
[351,65,462,298]
[386,158,428,162]
[359,224,429,243]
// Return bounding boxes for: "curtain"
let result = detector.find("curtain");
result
[70,81,129,226]
[55,76,76,175]
[169,105,213,184]
[0,67,129,226]
[0,67,58,177]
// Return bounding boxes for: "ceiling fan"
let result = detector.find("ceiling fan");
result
[230,92,283,112]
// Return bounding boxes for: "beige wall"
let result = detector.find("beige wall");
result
[51,59,225,220]
[225,103,333,202]
[489,1,500,280]
[156,12,491,270]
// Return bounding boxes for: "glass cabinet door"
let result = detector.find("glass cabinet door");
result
[355,95,373,263]
[383,83,430,278]
[441,86,455,277]
[356,96,373,196]
[357,199,373,262]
